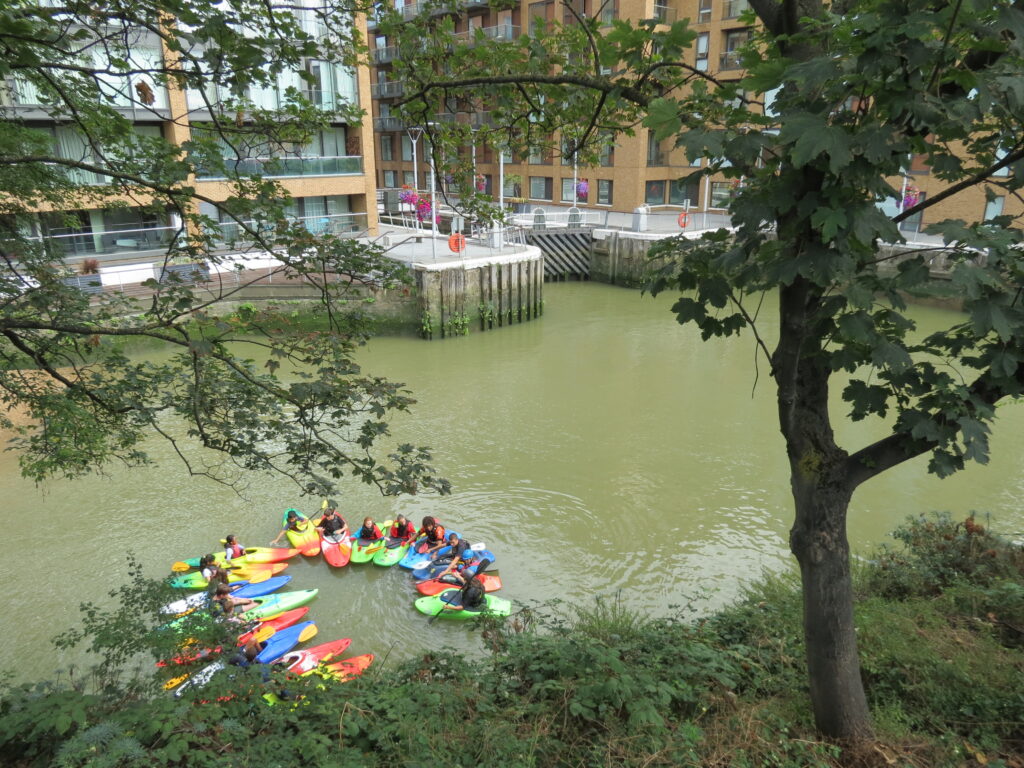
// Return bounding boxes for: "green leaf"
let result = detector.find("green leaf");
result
[644,97,682,142]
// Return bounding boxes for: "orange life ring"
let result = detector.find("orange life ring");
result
[448,233,466,253]
[677,212,690,228]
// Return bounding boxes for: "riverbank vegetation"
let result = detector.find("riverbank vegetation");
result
[2,514,1020,768]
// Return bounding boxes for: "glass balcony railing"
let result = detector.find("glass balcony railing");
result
[212,212,370,246]
[719,50,744,70]
[371,81,405,98]
[372,45,400,64]
[454,22,520,45]
[28,224,180,259]
[196,155,364,180]
[373,116,405,131]
[653,4,676,23]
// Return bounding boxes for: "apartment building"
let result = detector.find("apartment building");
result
[367,0,1018,234]
[1,9,378,268]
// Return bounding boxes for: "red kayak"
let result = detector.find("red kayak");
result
[279,637,352,674]
[319,532,351,567]
[320,653,373,682]
[415,572,503,596]
[235,607,310,646]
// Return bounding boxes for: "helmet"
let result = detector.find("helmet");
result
[460,548,475,560]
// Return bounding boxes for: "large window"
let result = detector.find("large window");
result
[698,0,713,23]
[401,135,413,162]
[984,195,1005,221]
[670,179,699,207]
[383,170,397,187]
[597,179,613,205]
[647,132,666,166]
[710,181,736,208]
[380,136,393,161]
[402,170,414,187]
[645,180,666,204]
[598,0,617,25]
[695,33,709,71]
[529,176,553,200]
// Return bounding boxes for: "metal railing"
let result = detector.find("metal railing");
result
[372,45,400,64]
[196,155,364,180]
[374,116,405,131]
[509,207,609,229]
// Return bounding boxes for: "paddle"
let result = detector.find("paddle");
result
[428,559,492,625]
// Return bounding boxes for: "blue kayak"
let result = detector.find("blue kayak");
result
[400,531,463,570]
[411,549,495,581]
[254,621,317,664]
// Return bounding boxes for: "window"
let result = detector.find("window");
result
[529,1,548,35]
[503,175,519,197]
[710,181,735,208]
[670,179,699,207]
[597,179,613,205]
[647,132,666,166]
[561,136,576,166]
[698,0,713,23]
[898,191,926,232]
[403,170,414,187]
[561,178,587,203]
[529,146,547,164]
[401,135,413,162]
[984,195,1005,221]
[383,169,397,187]
[561,178,576,202]
[993,148,1011,177]
[529,176,553,200]
[599,139,614,167]
[721,29,749,70]
[695,33,709,71]
[645,180,666,204]
[723,0,748,19]
[380,136,393,161]
[599,0,617,25]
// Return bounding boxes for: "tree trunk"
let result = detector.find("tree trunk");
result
[774,277,873,742]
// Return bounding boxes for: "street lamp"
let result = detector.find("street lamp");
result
[405,125,423,229]
[425,122,438,262]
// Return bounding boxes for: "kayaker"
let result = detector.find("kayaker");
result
[435,547,478,584]
[270,509,306,546]
[432,532,470,564]
[389,514,416,542]
[419,516,448,555]
[354,517,383,542]
[445,569,487,612]
[224,535,246,561]
[199,554,230,585]
[315,506,349,543]
[213,583,259,616]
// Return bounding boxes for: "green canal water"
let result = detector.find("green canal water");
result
[3,282,1023,682]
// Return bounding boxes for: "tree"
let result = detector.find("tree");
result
[387,0,1024,742]
[0,0,449,498]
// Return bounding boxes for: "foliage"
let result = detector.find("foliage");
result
[0,0,448,499]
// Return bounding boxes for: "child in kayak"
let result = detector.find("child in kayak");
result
[199,554,230,585]
[270,509,307,546]
[434,547,478,584]
[444,564,488,612]
[315,506,349,543]
[432,532,470,565]
[418,516,448,556]
[213,583,259,617]
[354,517,383,543]
[389,514,416,543]
[224,535,245,561]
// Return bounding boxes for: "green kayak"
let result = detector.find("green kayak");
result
[243,589,319,620]
[372,537,413,567]
[414,589,512,621]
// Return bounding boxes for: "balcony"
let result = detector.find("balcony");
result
[454,22,520,45]
[213,212,370,246]
[372,45,400,64]
[723,0,749,18]
[431,111,494,128]
[653,4,676,23]
[27,224,181,260]
[371,80,405,99]
[373,116,405,131]
[719,50,744,70]
[196,155,364,180]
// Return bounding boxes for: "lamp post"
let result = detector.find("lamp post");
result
[426,122,438,262]
[405,125,423,228]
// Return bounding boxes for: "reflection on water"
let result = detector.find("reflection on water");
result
[2,282,1023,681]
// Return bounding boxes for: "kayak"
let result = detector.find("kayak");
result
[318,653,374,682]
[416,572,502,596]
[282,509,321,556]
[372,536,414,567]
[169,562,288,589]
[254,621,317,664]
[320,532,351,567]
[349,520,392,564]
[398,529,461,570]
[414,589,512,620]
[179,546,301,568]
[244,589,319,621]
[236,607,310,646]
[161,575,292,614]
[171,660,225,698]
[277,637,352,674]
[411,548,495,580]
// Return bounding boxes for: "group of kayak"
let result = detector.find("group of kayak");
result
[162,506,512,700]
[269,505,513,619]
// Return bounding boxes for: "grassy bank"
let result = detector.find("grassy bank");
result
[1,514,1021,768]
